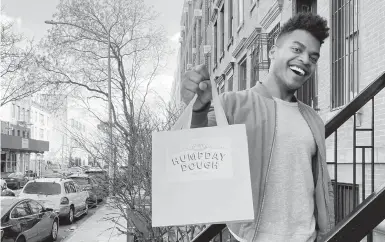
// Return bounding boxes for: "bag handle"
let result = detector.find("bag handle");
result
[172,77,228,130]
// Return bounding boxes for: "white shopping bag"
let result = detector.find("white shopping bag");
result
[152,78,254,227]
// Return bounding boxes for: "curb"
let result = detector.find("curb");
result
[61,203,105,242]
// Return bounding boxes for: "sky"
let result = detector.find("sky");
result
[2,0,184,109]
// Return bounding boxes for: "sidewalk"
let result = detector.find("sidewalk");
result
[64,203,128,242]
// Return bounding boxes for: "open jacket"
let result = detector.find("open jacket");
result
[191,82,335,241]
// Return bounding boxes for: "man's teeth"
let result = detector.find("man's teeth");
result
[289,66,305,76]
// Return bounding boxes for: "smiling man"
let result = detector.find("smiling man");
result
[180,12,335,242]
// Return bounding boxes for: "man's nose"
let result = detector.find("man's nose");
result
[299,52,311,65]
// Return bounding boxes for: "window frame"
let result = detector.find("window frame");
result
[238,57,247,91]
[28,200,44,214]
[238,0,244,27]
[10,201,33,219]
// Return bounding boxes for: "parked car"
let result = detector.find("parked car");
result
[0,179,15,197]
[67,167,84,175]
[25,170,38,181]
[67,173,108,206]
[0,197,59,242]
[18,178,89,224]
[3,172,29,189]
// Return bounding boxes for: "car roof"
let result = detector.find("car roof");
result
[27,178,72,183]
[68,173,89,178]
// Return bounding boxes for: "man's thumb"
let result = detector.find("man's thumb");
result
[199,80,210,91]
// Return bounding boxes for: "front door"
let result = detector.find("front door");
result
[28,200,52,238]
[294,0,319,111]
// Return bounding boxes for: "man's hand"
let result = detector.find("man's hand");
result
[180,64,212,111]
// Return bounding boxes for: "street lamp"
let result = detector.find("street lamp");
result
[45,20,114,195]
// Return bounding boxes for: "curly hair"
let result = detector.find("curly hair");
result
[277,12,330,45]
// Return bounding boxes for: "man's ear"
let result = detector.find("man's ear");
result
[269,45,277,60]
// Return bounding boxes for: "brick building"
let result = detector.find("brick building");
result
[173,0,385,241]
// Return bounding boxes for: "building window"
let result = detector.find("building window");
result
[40,114,44,126]
[12,104,15,118]
[17,130,20,136]
[220,6,225,57]
[40,129,44,140]
[239,57,247,90]
[331,181,359,223]
[26,110,30,123]
[214,21,218,65]
[21,108,25,122]
[227,76,233,91]
[331,0,359,109]
[17,106,20,120]
[238,0,244,26]
[228,0,233,40]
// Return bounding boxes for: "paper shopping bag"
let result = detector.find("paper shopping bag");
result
[152,78,254,227]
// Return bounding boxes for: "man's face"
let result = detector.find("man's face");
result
[269,29,321,91]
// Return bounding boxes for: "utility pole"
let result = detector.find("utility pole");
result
[107,32,114,196]
[44,19,115,195]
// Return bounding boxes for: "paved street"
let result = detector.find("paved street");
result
[62,202,128,242]
[57,204,102,241]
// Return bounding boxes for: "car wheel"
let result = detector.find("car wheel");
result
[84,202,88,215]
[49,220,58,241]
[67,207,74,224]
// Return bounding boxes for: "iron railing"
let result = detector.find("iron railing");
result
[190,72,385,242]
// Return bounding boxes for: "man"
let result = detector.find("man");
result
[180,13,335,242]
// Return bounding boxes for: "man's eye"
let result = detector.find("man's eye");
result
[310,57,318,63]
[292,47,301,53]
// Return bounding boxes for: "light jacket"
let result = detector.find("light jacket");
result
[191,82,335,241]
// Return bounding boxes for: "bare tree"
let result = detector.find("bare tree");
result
[0,13,45,106]
[38,0,198,240]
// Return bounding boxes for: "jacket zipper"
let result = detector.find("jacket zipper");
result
[252,101,278,241]
[298,104,332,231]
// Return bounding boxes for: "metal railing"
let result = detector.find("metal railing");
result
[190,72,385,242]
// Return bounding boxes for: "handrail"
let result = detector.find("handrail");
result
[191,71,385,242]
[191,224,226,242]
[323,183,385,242]
[325,71,385,138]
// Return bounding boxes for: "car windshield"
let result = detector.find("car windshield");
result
[70,177,89,185]
[8,172,22,178]
[23,182,61,195]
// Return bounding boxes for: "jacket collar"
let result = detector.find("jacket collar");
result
[251,81,299,102]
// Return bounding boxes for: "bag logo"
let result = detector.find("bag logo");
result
[166,138,233,182]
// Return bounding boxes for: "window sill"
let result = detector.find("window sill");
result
[237,22,244,34]
[227,37,233,50]
[250,2,257,13]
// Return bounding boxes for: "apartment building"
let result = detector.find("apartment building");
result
[68,118,89,167]
[175,0,385,241]
[0,98,49,176]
